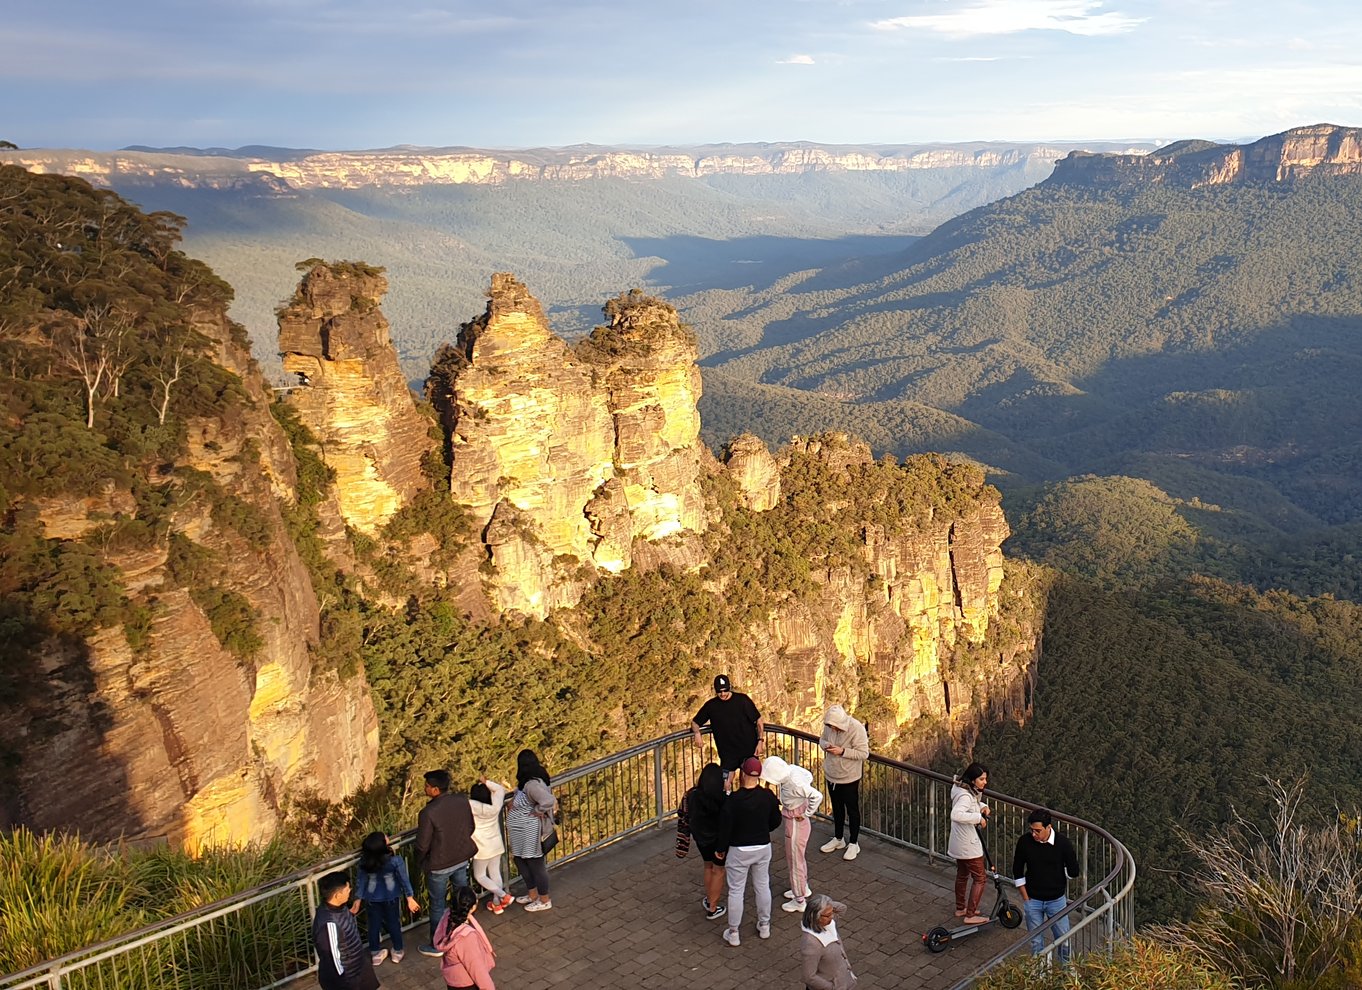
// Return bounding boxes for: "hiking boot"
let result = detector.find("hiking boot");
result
[820,837,847,853]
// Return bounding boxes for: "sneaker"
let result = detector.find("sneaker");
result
[489,897,505,915]
[782,899,806,913]
[820,837,847,853]
[706,902,727,920]
[390,950,404,964]
[758,923,771,939]
[783,887,813,899]
[417,944,441,958]
[514,894,533,904]
[524,899,553,912]
[498,894,514,910]
[723,928,741,947]
[371,949,388,966]
[843,842,861,861]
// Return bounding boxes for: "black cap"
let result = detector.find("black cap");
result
[713,675,731,693]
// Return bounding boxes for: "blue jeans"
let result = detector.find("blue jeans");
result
[425,862,469,941]
[1023,895,1071,961]
[365,899,403,952]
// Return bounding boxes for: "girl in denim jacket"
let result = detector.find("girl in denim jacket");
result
[352,832,420,965]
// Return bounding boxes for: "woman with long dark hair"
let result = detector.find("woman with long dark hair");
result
[948,762,991,925]
[507,748,557,912]
[683,763,728,919]
[433,885,497,990]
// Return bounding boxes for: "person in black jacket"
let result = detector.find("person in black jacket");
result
[714,756,782,947]
[416,769,478,956]
[1011,809,1080,962]
[680,763,728,919]
[312,871,380,990]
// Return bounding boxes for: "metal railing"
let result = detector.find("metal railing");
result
[1,726,1133,989]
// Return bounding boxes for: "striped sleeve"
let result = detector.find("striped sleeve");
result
[325,919,345,974]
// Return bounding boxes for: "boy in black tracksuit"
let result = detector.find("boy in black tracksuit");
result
[312,871,380,990]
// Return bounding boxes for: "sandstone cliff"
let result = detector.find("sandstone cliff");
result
[12,303,378,850]
[704,435,1035,753]
[279,262,434,536]
[1051,123,1362,189]
[436,277,707,616]
[3,141,1151,191]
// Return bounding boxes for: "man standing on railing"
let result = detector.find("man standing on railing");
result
[818,704,869,862]
[692,674,765,789]
[715,756,782,947]
[1012,809,1080,963]
[416,769,477,958]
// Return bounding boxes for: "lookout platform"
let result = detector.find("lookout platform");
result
[290,824,1012,990]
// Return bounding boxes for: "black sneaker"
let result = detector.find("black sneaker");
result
[706,902,727,920]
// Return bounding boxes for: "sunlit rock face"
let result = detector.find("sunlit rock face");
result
[9,305,377,850]
[437,278,707,616]
[278,263,433,537]
[1052,123,1362,189]
[708,437,1032,756]
[722,434,781,511]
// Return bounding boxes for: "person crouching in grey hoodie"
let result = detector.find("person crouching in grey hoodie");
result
[819,705,869,860]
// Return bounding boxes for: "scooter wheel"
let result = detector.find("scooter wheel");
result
[925,926,952,952]
[1000,904,1023,929]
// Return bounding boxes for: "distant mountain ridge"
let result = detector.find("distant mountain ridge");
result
[5,139,1155,190]
[1053,122,1362,188]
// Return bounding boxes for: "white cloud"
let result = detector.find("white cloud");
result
[778,54,817,64]
[872,0,1145,38]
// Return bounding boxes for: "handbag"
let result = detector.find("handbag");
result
[541,826,559,855]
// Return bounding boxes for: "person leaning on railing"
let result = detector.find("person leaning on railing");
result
[312,872,380,990]
[1012,809,1080,962]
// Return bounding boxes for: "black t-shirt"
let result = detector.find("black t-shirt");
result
[693,693,760,769]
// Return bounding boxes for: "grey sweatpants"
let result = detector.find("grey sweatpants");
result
[724,844,772,931]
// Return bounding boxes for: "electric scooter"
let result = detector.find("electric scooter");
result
[922,826,1023,953]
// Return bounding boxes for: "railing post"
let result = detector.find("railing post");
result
[654,741,665,826]
[1081,831,1090,896]
[928,779,938,863]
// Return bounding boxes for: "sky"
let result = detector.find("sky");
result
[5,0,1362,151]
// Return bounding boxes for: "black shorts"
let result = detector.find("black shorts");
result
[696,841,720,864]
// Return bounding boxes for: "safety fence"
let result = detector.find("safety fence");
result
[1,726,1133,989]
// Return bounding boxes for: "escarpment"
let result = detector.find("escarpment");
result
[1052,123,1362,189]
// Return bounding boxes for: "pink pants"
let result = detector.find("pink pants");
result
[784,813,811,900]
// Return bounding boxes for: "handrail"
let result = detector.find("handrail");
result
[1,726,1135,989]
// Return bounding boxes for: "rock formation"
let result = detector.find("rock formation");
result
[437,277,708,616]
[279,262,433,536]
[1051,123,1362,189]
[722,434,781,511]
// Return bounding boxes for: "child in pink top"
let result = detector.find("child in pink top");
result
[433,885,497,990]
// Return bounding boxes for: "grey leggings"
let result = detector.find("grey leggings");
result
[514,855,550,896]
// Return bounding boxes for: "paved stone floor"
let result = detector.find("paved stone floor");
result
[299,824,1018,989]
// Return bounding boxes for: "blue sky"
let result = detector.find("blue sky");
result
[5,0,1362,150]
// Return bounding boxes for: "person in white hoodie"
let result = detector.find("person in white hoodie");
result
[468,778,512,914]
[948,762,991,925]
[818,705,869,861]
[759,755,823,915]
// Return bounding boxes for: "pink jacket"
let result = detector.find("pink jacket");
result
[434,911,497,989]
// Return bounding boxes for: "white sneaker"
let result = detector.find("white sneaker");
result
[723,928,741,947]
[783,887,812,899]
[370,949,388,966]
[758,923,771,939]
[820,837,847,853]
[390,950,404,964]
[843,842,861,861]
[782,899,806,913]
[524,899,553,912]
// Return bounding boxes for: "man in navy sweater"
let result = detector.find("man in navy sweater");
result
[1011,809,1080,962]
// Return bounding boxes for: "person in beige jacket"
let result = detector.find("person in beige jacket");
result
[800,894,857,990]
[818,705,869,861]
